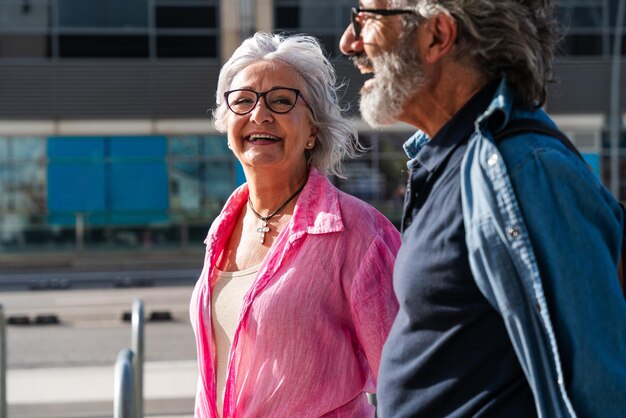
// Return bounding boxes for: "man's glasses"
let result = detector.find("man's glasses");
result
[351,7,418,40]
[224,87,314,116]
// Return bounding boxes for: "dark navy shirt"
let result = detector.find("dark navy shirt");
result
[377,82,537,418]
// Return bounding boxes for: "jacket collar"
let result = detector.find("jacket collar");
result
[476,78,514,132]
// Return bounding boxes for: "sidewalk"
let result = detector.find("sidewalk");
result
[7,360,197,418]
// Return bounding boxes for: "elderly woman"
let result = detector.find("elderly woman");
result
[189,32,400,418]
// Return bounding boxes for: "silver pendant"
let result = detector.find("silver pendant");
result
[257,220,270,244]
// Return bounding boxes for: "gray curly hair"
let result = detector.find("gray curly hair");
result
[394,0,560,108]
[213,32,362,177]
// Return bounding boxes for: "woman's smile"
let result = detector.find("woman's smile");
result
[246,133,283,145]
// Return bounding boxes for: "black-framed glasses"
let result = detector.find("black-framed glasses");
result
[224,87,314,116]
[351,7,418,40]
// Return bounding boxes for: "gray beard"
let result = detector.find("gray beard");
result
[359,47,425,128]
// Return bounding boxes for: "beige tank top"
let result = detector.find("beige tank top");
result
[211,264,260,417]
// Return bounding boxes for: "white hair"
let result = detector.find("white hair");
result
[394,0,560,107]
[213,32,362,177]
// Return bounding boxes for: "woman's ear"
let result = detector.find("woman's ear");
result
[307,126,318,149]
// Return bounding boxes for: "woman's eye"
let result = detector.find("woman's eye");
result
[272,97,293,105]
[231,97,254,106]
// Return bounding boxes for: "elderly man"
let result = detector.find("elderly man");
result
[340,1,626,418]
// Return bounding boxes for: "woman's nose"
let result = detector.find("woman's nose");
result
[249,99,273,124]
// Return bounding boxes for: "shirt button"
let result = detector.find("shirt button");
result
[405,217,412,227]
[488,154,499,166]
[507,227,520,238]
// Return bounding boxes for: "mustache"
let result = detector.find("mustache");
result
[350,53,373,69]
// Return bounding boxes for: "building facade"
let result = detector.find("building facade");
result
[0,0,624,256]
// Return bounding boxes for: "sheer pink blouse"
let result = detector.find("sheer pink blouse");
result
[189,168,400,418]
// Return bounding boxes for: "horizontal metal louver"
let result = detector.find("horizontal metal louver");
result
[0,59,623,120]
[0,62,220,119]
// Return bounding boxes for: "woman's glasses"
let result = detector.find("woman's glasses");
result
[224,87,314,116]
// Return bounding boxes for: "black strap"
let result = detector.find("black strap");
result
[495,118,626,299]
[620,202,626,298]
[494,118,584,161]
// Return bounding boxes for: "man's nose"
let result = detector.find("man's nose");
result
[339,24,362,56]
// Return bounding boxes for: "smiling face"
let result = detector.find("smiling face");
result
[226,60,317,177]
[340,0,427,127]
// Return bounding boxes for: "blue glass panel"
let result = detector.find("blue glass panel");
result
[170,136,200,156]
[203,135,230,155]
[47,136,169,225]
[47,161,106,224]
[235,160,246,186]
[47,137,106,219]
[170,135,229,156]
[0,137,7,160]
[110,136,167,158]
[109,136,169,224]
[47,137,105,159]
[110,162,168,210]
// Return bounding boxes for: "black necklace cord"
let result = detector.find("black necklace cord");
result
[247,178,307,222]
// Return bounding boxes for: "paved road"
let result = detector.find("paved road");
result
[0,268,201,291]
[2,285,197,368]
[0,285,199,417]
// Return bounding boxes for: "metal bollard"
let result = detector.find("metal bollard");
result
[114,349,134,418]
[0,305,6,418]
[132,299,144,418]
[367,393,377,418]
[75,212,85,251]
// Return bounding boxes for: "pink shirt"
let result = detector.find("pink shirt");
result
[190,168,400,418]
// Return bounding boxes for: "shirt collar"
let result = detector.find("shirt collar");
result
[204,166,343,251]
[402,78,503,171]
[291,167,344,235]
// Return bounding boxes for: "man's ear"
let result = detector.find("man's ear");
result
[420,13,457,64]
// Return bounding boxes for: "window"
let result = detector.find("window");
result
[0,136,47,247]
[155,6,216,28]
[0,137,46,214]
[58,0,148,29]
[0,0,220,60]
[274,0,354,57]
[0,0,50,30]
[155,2,219,59]
[156,35,216,58]
[169,135,241,215]
[59,35,149,58]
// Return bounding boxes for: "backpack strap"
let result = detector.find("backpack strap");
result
[494,118,626,299]
[494,118,584,160]
[617,202,626,298]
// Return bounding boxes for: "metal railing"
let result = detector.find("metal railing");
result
[132,299,144,418]
[114,349,134,418]
[0,305,6,418]
[114,299,145,418]
[0,299,146,418]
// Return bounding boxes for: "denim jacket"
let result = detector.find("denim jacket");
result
[458,79,626,417]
